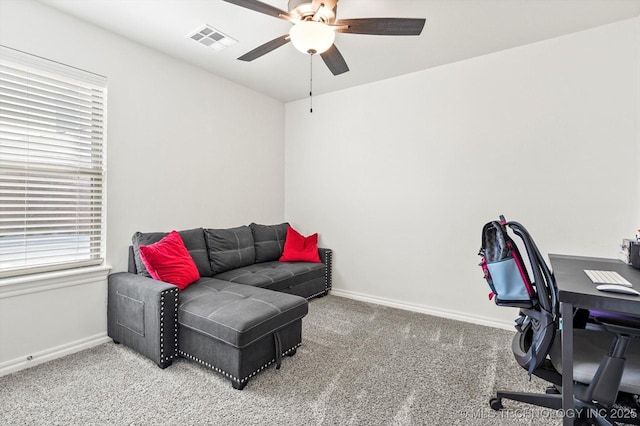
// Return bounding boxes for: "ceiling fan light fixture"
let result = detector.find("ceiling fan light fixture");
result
[289,21,335,55]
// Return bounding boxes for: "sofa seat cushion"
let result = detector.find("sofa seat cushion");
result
[213,261,326,292]
[178,278,308,348]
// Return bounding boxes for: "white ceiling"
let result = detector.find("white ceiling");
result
[36,0,640,103]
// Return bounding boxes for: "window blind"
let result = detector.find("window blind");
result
[0,46,107,278]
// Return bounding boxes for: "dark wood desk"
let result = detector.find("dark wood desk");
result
[549,254,640,426]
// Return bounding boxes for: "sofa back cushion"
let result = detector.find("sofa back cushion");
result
[132,228,212,277]
[250,222,289,263]
[205,226,255,275]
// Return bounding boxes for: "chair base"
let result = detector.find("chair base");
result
[490,391,640,426]
[490,392,562,411]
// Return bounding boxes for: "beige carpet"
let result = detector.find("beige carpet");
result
[1,295,563,425]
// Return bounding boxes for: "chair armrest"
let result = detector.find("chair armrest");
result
[318,248,333,293]
[107,272,179,368]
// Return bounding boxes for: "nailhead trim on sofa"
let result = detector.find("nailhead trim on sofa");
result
[159,287,179,364]
[324,249,333,292]
[304,249,332,300]
[178,343,301,385]
[307,289,328,299]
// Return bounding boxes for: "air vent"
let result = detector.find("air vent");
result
[187,25,237,51]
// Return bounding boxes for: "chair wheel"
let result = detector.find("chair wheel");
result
[490,398,504,411]
[545,386,560,395]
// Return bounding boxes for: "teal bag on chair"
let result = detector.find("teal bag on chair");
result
[479,217,534,308]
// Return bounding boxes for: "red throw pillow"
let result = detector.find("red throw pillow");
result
[279,226,321,263]
[139,231,200,290]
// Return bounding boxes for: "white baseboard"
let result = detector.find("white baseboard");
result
[329,288,515,331]
[0,333,110,377]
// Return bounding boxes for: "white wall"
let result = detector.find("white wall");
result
[285,18,640,327]
[0,0,285,373]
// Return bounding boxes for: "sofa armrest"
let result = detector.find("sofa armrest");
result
[318,248,333,293]
[107,272,179,368]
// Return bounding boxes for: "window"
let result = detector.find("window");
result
[0,46,107,278]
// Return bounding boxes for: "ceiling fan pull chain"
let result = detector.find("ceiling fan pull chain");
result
[309,53,313,113]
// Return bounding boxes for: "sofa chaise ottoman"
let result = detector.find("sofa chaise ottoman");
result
[107,223,332,389]
[178,278,307,390]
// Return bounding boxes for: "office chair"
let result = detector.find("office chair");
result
[483,220,640,426]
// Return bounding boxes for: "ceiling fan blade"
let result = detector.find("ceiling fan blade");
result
[320,44,349,76]
[221,0,292,21]
[334,18,426,36]
[238,35,291,61]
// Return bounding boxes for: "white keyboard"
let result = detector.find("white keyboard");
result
[584,270,633,287]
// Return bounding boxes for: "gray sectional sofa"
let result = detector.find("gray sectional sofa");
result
[107,223,332,389]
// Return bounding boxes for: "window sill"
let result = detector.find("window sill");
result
[0,265,112,299]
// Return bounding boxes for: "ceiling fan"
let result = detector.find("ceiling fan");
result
[221,0,426,75]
